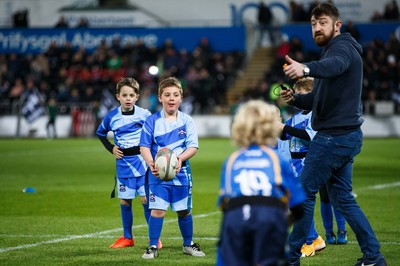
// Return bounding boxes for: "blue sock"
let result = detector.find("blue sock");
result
[149,216,163,247]
[320,201,333,234]
[178,214,193,246]
[334,208,346,232]
[306,219,318,245]
[143,203,151,224]
[120,204,133,239]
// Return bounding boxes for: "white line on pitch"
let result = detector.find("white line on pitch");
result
[0,211,219,253]
[354,181,400,192]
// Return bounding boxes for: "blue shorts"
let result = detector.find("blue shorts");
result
[117,176,145,199]
[148,184,192,211]
[218,205,287,265]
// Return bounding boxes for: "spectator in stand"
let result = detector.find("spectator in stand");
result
[209,52,228,106]
[81,86,99,104]
[55,15,69,28]
[197,37,213,57]
[110,37,123,55]
[177,49,190,77]
[106,50,122,70]
[370,10,384,21]
[30,54,50,83]
[37,80,51,102]
[387,32,400,55]
[13,9,29,28]
[68,88,81,104]
[289,36,304,55]
[342,20,360,42]
[384,0,400,20]
[7,54,22,80]
[257,1,274,46]
[8,78,25,106]
[160,38,176,55]
[163,47,180,73]
[76,17,89,28]
[289,1,309,22]
[133,39,149,67]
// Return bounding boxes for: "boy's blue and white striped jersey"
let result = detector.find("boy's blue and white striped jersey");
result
[283,111,316,153]
[140,110,198,186]
[275,138,291,162]
[218,144,305,209]
[96,105,151,178]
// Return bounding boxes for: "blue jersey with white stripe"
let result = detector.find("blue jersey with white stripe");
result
[140,110,198,186]
[282,111,316,177]
[96,105,151,178]
[275,138,291,162]
[218,144,305,209]
[283,111,316,153]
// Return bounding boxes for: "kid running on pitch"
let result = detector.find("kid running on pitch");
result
[96,77,162,249]
[139,76,205,259]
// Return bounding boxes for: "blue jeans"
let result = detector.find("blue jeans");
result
[288,129,382,264]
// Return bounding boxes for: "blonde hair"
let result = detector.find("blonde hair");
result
[158,76,183,96]
[293,77,314,93]
[231,100,280,147]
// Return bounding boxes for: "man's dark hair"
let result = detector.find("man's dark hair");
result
[311,3,340,21]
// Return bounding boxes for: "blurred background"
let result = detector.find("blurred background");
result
[0,0,399,138]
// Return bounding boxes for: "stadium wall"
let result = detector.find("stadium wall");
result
[1,115,400,138]
[0,0,391,28]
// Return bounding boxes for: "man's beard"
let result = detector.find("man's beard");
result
[314,28,335,47]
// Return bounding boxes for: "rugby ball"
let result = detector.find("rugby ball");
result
[154,148,178,181]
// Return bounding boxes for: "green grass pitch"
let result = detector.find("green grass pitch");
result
[0,138,399,265]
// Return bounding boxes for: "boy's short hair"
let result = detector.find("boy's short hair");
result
[293,77,314,93]
[116,77,140,94]
[158,76,183,96]
[231,100,280,147]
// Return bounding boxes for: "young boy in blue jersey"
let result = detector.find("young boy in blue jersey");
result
[216,100,305,266]
[280,77,346,257]
[97,77,158,249]
[139,76,205,259]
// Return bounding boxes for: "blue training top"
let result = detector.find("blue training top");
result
[218,144,305,209]
[96,105,151,178]
[283,110,316,154]
[140,110,198,186]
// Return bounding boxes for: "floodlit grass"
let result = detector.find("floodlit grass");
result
[0,138,399,265]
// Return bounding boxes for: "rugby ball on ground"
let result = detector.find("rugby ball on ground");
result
[154,148,178,181]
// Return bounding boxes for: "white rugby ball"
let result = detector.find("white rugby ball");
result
[154,148,178,181]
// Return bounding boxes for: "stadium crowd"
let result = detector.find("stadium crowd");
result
[1,4,400,118]
[0,36,245,117]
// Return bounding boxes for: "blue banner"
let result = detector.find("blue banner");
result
[1,22,397,55]
[0,27,245,54]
